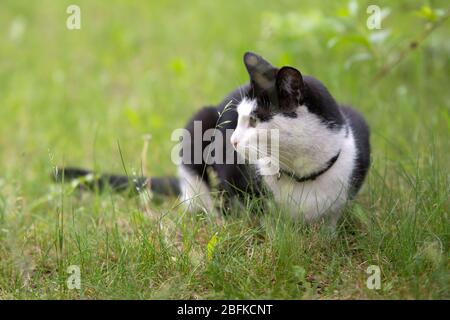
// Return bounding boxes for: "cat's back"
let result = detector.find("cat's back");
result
[340,105,371,196]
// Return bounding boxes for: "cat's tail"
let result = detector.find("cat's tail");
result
[52,167,180,196]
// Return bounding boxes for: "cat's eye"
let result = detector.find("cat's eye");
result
[249,116,257,128]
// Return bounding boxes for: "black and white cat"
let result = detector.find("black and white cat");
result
[59,52,370,226]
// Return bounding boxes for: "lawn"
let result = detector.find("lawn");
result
[0,0,448,299]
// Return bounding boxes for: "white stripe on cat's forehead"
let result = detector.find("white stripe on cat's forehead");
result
[237,98,256,116]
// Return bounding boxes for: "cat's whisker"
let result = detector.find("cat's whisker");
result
[242,144,295,173]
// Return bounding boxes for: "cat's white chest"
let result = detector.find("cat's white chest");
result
[259,132,357,223]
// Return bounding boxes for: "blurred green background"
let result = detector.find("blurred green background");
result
[0,0,448,299]
[0,0,448,187]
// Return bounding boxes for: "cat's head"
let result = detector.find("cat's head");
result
[230,52,347,176]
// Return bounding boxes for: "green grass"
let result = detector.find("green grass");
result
[0,0,449,299]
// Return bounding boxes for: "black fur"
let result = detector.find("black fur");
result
[54,167,179,196]
[302,76,345,129]
[56,52,370,213]
[250,76,346,129]
[179,52,368,207]
[340,106,371,197]
[181,84,265,211]
[242,55,345,131]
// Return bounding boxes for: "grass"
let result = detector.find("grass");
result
[0,0,449,299]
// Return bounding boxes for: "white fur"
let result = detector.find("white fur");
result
[230,98,256,148]
[259,130,356,224]
[178,166,215,213]
[234,98,357,224]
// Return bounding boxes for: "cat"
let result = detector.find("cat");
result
[57,52,370,227]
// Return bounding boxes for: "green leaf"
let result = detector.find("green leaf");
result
[169,57,186,76]
[344,52,373,70]
[327,34,372,50]
[207,232,219,260]
[124,107,140,128]
[414,6,438,22]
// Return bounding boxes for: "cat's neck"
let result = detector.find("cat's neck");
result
[277,122,348,179]
[257,123,356,183]
[259,128,358,222]
[278,150,341,183]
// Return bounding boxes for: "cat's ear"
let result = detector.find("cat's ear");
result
[276,66,305,109]
[243,52,277,94]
